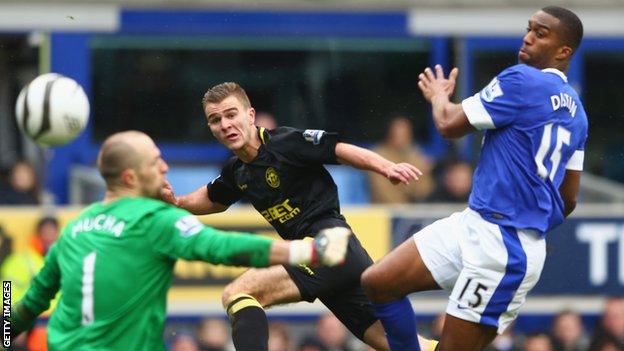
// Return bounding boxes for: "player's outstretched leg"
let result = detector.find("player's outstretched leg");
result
[373,297,420,350]
[222,266,303,350]
[361,238,440,351]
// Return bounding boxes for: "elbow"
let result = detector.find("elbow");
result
[435,118,453,139]
[564,200,577,217]
[435,104,470,140]
[437,123,461,139]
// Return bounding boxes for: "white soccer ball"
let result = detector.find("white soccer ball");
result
[15,73,90,147]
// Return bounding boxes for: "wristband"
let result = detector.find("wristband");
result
[288,240,313,265]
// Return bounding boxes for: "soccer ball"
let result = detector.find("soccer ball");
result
[15,73,90,147]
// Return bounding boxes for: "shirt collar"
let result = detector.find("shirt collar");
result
[542,68,568,83]
[258,127,271,145]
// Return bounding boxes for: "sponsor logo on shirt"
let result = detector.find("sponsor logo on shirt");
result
[303,129,325,145]
[480,78,504,102]
[175,215,204,237]
[265,167,280,188]
[260,198,301,224]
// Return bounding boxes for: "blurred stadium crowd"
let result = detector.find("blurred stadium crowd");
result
[0,113,473,207]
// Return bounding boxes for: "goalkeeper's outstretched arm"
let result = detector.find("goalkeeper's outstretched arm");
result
[149,210,351,268]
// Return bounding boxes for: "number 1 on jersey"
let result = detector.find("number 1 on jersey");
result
[535,123,571,180]
[82,251,96,325]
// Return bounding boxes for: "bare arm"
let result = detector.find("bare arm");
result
[559,170,582,217]
[178,185,228,215]
[335,142,422,185]
[161,182,228,215]
[418,65,475,139]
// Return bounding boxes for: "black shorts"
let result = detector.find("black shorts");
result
[284,234,377,340]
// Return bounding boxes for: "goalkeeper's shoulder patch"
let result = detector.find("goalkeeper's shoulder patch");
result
[174,215,204,237]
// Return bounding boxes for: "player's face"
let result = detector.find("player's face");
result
[519,11,565,69]
[205,95,256,151]
[136,139,169,199]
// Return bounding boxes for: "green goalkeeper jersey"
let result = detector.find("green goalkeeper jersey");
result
[16,197,273,351]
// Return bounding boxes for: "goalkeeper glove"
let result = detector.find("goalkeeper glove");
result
[288,227,351,266]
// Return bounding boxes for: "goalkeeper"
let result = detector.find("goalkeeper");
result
[10,130,349,351]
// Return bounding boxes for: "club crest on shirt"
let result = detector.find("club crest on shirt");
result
[265,167,280,188]
[480,77,504,102]
[303,129,325,145]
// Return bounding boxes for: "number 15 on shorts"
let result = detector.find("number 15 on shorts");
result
[456,277,489,309]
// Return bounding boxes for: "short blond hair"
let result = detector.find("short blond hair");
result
[202,82,251,109]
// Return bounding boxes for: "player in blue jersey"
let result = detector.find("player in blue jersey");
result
[361,6,587,351]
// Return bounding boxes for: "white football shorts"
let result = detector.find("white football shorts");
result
[413,208,546,333]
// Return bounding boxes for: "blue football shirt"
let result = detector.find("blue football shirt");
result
[462,64,588,234]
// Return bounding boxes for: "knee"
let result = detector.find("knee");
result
[221,283,235,309]
[221,282,247,309]
[361,265,386,301]
[222,283,265,310]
